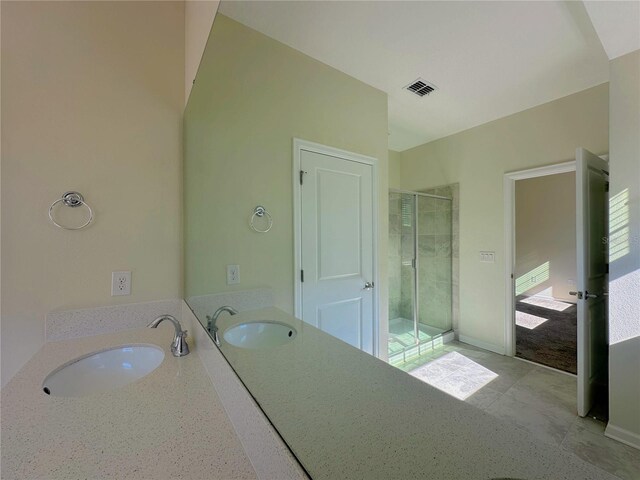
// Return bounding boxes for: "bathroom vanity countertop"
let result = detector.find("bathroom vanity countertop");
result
[0,325,258,479]
[216,307,620,480]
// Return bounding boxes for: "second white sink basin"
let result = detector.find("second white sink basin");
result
[42,345,164,397]
[223,321,297,349]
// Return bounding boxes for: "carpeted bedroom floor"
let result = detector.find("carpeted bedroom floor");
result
[515,295,577,374]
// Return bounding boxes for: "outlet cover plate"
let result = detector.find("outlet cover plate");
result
[112,271,131,296]
[226,264,240,285]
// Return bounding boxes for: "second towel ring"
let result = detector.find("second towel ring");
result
[48,191,94,230]
[250,205,273,233]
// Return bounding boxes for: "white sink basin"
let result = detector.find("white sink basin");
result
[42,345,164,397]
[223,321,296,349]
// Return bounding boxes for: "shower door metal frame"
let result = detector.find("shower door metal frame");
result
[390,189,452,346]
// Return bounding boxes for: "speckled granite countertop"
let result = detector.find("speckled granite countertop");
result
[0,324,257,480]
[216,307,619,480]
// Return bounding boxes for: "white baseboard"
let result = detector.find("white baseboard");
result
[605,423,640,450]
[458,334,505,355]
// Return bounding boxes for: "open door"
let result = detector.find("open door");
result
[574,148,609,417]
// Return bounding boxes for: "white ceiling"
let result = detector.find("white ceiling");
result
[584,1,640,60]
[219,1,612,151]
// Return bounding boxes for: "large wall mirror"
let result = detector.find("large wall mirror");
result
[184,3,390,345]
[183,3,391,474]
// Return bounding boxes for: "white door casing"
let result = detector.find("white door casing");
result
[504,153,609,416]
[503,161,576,356]
[293,139,378,355]
[575,147,609,417]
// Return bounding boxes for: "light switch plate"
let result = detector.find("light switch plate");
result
[479,251,495,263]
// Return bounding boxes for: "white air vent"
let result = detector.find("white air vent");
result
[405,78,437,97]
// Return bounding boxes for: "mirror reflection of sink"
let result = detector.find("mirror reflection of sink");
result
[223,322,297,349]
[42,345,164,397]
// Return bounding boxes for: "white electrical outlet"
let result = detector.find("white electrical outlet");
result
[226,264,240,285]
[111,271,131,296]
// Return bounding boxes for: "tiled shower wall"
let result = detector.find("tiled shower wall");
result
[389,185,459,331]
[399,202,415,320]
[388,193,416,321]
[420,184,460,332]
[388,193,403,320]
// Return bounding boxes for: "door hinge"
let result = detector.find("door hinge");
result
[605,181,609,193]
[301,269,304,282]
[300,170,307,185]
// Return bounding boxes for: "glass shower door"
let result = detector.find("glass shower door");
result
[417,195,452,336]
[389,189,453,365]
[388,193,416,359]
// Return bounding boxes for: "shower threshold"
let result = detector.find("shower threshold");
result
[388,318,454,365]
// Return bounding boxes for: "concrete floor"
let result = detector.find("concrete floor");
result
[395,340,640,480]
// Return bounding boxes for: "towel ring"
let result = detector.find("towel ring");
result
[48,191,94,230]
[250,205,272,233]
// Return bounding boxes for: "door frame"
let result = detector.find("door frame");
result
[503,160,576,357]
[292,138,380,356]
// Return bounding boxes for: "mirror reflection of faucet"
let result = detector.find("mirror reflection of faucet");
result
[206,306,238,346]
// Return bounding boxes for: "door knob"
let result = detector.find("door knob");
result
[569,291,583,299]
[585,291,598,299]
[363,282,374,290]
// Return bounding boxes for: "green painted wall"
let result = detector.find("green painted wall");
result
[184,15,389,343]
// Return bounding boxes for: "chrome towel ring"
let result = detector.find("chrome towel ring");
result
[48,191,94,230]
[250,205,273,233]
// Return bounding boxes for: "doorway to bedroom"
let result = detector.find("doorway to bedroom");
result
[514,171,578,374]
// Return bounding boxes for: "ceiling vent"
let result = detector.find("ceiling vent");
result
[405,78,437,97]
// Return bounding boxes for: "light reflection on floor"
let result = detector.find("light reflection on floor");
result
[393,342,640,479]
[515,311,548,330]
[407,351,498,400]
[520,295,573,312]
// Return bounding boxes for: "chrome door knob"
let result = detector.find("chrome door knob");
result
[569,291,583,299]
[585,291,598,299]
[363,281,375,290]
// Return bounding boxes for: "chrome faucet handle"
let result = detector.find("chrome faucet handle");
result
[172,330,190,357]
[147,314,190,357]
[206,306,237,347]
[206,316,221,346]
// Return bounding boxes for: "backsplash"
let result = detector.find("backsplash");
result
[186,288,274,324]
[45,299,182,341]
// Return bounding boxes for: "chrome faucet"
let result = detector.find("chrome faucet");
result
[147,314,190,357]
[206,306,238,346]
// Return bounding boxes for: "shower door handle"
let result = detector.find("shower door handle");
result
[363,282,375,291]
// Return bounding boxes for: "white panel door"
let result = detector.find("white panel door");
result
[300,149,375,353]
[575,148,609,417]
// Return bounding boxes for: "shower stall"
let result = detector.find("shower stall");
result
[388,189,453,363]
